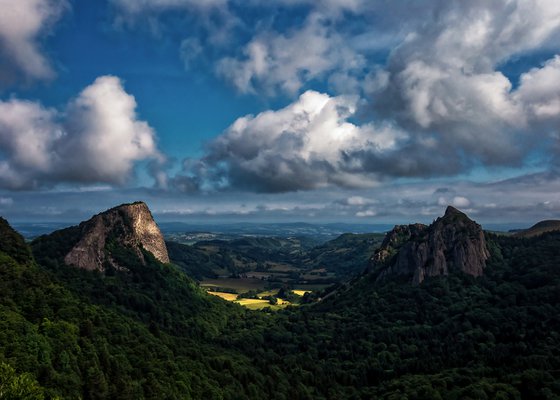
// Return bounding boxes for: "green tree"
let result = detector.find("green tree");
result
[0,362,46,400]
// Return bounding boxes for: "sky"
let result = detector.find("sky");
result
[1,0,560,225]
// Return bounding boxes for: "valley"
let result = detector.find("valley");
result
[2,2,559,398]
[166,231,384,308]
[0,202,559,399]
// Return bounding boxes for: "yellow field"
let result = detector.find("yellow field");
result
[205,286,305,310]
[207,291,238,301]
[235,298,270,308]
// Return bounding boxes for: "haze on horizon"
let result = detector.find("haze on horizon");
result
[1,0,560,225]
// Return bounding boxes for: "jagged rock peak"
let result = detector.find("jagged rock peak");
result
[371,206,489,284]
[444,205,463,217]
[64,201,169,271]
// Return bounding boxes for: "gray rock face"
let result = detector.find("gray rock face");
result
[64,202,169,271]
[372,206,490,284]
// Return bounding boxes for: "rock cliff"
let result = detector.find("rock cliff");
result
[64,202,169,271]
[372,206,489,284]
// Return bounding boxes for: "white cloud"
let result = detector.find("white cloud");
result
[178,90,405,192]
[216,13,365,95]
[0,0,67,85]
[516,56,560,119]
[370,0,560,167]
[356,209,376,217]
[61,76,162,183]
[106,0,560,194]
[437,195,470,208]
[346,196,370,206]
[0,197,13,206]
[452,196,471,208]
[0,76,162,189]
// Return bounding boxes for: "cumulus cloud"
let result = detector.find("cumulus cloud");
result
[0,0,67,86]
[174,90,406,192]
[0,76,162,189]
[173,62,560,194]
[111,0,368,95]
[438,195,471,208]
[370,0,560,166]
[216,13,364,95]
[108,0,560,194]
[516,56,560,120]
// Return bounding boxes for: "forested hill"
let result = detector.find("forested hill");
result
[0,206,559,398]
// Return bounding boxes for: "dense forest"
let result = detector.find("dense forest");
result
[0,216,559,399]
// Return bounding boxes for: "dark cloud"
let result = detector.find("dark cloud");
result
[2,171,560,225]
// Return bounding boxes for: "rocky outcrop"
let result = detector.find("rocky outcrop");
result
[64,202,169,271]
[371,206,490,284]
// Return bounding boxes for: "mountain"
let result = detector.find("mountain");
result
[19,204,278,398]
[371,206,490,284]
[513,219,560,238]
[305,228,560,398]
[34,201,169,272]
[1,203,559,398]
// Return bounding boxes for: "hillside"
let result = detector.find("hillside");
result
[514,219,560,238]
[1,207,286,399]
[0,204,559,398]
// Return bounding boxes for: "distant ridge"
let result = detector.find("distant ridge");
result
[513,219,560,238]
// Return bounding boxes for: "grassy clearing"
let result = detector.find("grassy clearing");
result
[235,299,271,309]
[207,291,238,301]
[292,290,311,296]
[236,298,291,310]
[206,289,294,310]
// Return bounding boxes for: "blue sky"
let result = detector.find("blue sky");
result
[1,0,560,225]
